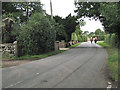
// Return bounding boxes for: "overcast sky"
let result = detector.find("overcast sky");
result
[40,0,104,33]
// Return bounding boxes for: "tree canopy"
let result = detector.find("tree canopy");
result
[2,2,44,22]
[54,14,78,41]
[74,2,120,34]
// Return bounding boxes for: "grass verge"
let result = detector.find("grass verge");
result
[69,42,81,49]
[2,42,81,60]
[0,65,2,68]
[2,50,65,60]
[97,42,118,80]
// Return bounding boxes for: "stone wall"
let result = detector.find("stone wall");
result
[54,40,66,50]
[59,40,66,48]
[54,40,79,50]
[54,41,60,51]
[0,41,18,57]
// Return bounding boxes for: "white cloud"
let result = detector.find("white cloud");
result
[80,17,104,33]
[41,0,76,18]
[40,0,104,32]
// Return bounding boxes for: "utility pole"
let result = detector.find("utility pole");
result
[26,2,29,20]
[50,0,53,19]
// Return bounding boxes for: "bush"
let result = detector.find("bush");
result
[71,32,78,41]
[104,33,118,47]
[78,36,83,42]
[16,13,56,56]
[83,35,87,42]
[55,23,67,41]
[104,34,110,44]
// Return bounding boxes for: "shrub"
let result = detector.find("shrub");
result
[71,32,78,41]
[83,35,87,42]
[16,13,56,56]
[110,34,118,47]
[55,23,67,41]
[78,35,83,42]
[104,33,118,47]
[104,34,110,44]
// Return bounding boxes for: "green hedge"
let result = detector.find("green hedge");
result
[83,35,87,42]
[55,23,67,41]
[78,36,83,42]
[104,34,118,47]
[71,32,78,41]
[71,33,87,42]
[16,13,56,56]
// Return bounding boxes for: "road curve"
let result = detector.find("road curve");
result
[2,41,108,88]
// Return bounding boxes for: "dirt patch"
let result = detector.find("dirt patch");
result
[2,57,40,68]
[2,60,31,67]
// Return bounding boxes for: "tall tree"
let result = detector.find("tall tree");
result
[2,2,43,22]
[74,2,120,34]
[54,14,78,41]
[83,31,89,35]
[95,29,102,35]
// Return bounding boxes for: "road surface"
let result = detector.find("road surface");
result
[2,41,108,88]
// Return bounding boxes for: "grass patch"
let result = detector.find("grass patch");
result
[97,41,110,48]
[107,48,118,80]
[2,50,65,60]
[69,42,81,49]
[97,42,118,80]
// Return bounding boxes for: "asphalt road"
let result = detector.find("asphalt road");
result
[2,41,108,88]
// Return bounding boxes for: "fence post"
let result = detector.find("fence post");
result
[13,41,18,57]
[55,41,59,50]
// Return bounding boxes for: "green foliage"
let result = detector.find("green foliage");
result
[110,34,118,47]
[104,34,118,47]
[95,29,102,35]
[71,32,78,41]
[2,2,44,22]
[108,48,118,80]
[71,21,86,42]
[79,20,86,27]
[2,2,18,14]
[99,3,119,34]
[88,32,94,38]
[83,35,88,42]
[75,25,82,36]
[54,14,78,41]
[74,2,120,34]
[69,42,81,49]
[2,50,65,60]
[16,13,56,56]
[47,15,67,41]
[78,35,83,42]
[97,41,110,48]
[97,42,118,80]
[54,23,67,41]
[83,31,89,35]
[110,34,116,46]
[104,34,110,44]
